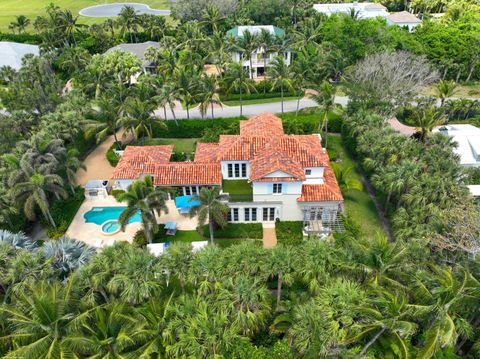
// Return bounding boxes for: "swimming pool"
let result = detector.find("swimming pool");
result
[84,207,141,225]
[102,220,121,234]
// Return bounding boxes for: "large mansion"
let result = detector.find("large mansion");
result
[112,113,344,234]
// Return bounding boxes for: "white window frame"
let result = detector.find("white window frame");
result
[273,183,283,194]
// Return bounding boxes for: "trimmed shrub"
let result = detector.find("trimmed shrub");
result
[111,189,125,197]
[0,32,42,44]
[275,221,304,245]
[106,142,125,167]
[133,230,148,248]
[202,223,263,239]
[45,188,85,239]
[153,118,242,138]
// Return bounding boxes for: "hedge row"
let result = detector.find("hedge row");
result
[220,91,300,102]
[203,223,263,239]
[0,32,42,44]
[153,110,344,139]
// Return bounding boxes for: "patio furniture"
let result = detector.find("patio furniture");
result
[164,222,177,236]
[175,195,201,215]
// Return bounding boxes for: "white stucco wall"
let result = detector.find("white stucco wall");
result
[114,179,134,191]
[253,181,302,195]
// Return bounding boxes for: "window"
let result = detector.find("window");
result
[234,164,240,177]
[263,208,275,221]
[244,208,257,222]
[305,169,312,176]
[273,183,282,194]
[191,186,197,195]
[185,186,191,195]
[228,164,233,178]
[241,163,247,177]
[228,208,239,222]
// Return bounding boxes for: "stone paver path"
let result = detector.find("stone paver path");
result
[262,223,277,248]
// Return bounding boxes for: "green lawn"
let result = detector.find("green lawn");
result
[141,138,198,153]
[0,0,169,32]
[327,135,385,237]
[153,229,252,248]
[222,180,253,202]
[222,96,301,107]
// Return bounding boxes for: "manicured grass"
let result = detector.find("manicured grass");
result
[0,0,169,32]
[153,228,252,248]
[140,138,198,153]
[275,221,304,245]
[223,96,301,106]
[202,223,263,239]
[222,180,253,202]
[327,135,385,237]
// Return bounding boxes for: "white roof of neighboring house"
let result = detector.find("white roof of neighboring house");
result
[0,41,40,70]
[387,11,421,23]
[467,185,480,197]
[106,41,160,67]
[434,124,480,167]
[313,2,389,19]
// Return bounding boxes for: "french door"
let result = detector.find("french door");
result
[262,208,276,221]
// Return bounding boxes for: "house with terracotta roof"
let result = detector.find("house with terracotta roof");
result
[226,25,291,79]
[112,113,344,234]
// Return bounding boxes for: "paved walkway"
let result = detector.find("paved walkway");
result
[76,129,131,186]
[262,223,277,248]
[388,117,416,136]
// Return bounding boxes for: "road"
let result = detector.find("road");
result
[153,96,350,120]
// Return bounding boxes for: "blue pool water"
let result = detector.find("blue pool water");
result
[102,221,120,233]
[84,207,141,225]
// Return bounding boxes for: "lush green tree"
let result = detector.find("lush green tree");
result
[269,56,294,114]
[8,15,30,33]
[223,62,256,116]
[309,81,336,148]
[198,74,222,119]
[434,79,457,106]
[235,30,259,80]
[410,104,445,142]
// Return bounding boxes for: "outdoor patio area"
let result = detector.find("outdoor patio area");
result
[66,195,199,247]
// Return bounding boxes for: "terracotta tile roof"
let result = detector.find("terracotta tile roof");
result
[194,143,220,163]
[250,152,306,181]
[112,145,173,180]
[239,113,284,137]
[153,163,222,186]
[298,167,343,202]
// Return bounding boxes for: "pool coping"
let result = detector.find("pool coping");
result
[101,220,122,236]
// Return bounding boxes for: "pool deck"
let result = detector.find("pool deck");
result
[66,196,198,247]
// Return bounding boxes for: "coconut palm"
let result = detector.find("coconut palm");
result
[331,164,363,192]
[64,149,85,194]
[257,28,275,84]
[114,176,168,244]
[175,67,198,120]
[9,15,30,33]
[0,187,17,229]
[198,74,222,119]
[18,135,66,172]
[43,236,95,279]
[84,96,122,148]
[269,56,294,114]
[266,245,297,309]
[208,31,233,77]
[0,230,36,250]
[121,97,162,141]
[154,82,180,123]
[189,187,229,244]
[13,160,67,228]
[117,5,138,43]
[435,79,457,106]
[235,30,259,79]
[200,4,225,34]
[58,46,91,75]
[411,104,445,142]
[223,62,256,116]
[310,81,336,149]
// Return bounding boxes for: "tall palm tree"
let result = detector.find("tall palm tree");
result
[434,79,457,106]
[257,29,274,85]
[411,104,445,142]
[0,187,17,229]
[64,149,85,194]
[208,31,233,77]
[266,245,296,309]
[117,5,138,43]
[189,187,229,244]
[114,176,168,244]
[154,82,180,123]
[175,67,198,120]
[58,46,91,75]
[122,97,161,141]
[310,81,336,149]
[269,56,294,114]
[236,30,259,79]
[84,96,122,148]
[198,74,222,119]
[200,4,225,34]
[223,62,256,116]
[9,15,30,33]
[13,161,67,228]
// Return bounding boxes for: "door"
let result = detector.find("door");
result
[262,208,276,221]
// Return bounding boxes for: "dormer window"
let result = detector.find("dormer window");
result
[273,183,283,194]
[305,169,312,176]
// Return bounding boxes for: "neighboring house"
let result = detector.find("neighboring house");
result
[467,185,480,205]
[313,2,389,19]
[106,41,160,74]
[386,11,422,31]
[313,3,421,31]
[112,113,344,235]
[226,25,291,79]
[0,41,40,70]
[434,124,480,167]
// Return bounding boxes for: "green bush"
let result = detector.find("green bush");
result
[153,118,242,138]
[220,90,299,102]
[133,230,148,248]
[111,189,125,197]
[106,142,125,167]
[44,187,85,239]
[0,32,42,44]
[275,221,304,245]
[203,223,263,239]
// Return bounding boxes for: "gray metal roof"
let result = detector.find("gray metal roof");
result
[0,41,40,70]
[106,41,160,65]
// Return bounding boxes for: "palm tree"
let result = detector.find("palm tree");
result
[266,245,296,309]
[154,82,180,123]
[434,79,457,106]
[223,62,256,116]
[331,164,363,192]
[114,176,168,244]
[208,31,233,77]
[411,104,445,142]
[64,149,85,194]
[13,161,67,228]
[257,29,274,85]
[269,56,294,114]
[200,4,225,34]
[0,229,36,250]
[122,97,161,141]
[175,67,198,120]
[59,10,84,46]
[84,96,122,149]
[58,46,91,75]
[0,187,17,229]
[43,236,95,280]
[9,15,30,33]
[310,81,336,149]
[117,5,138,43]
[198,74,222,119]
[236,30,259,79]
[189,187,229,244]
